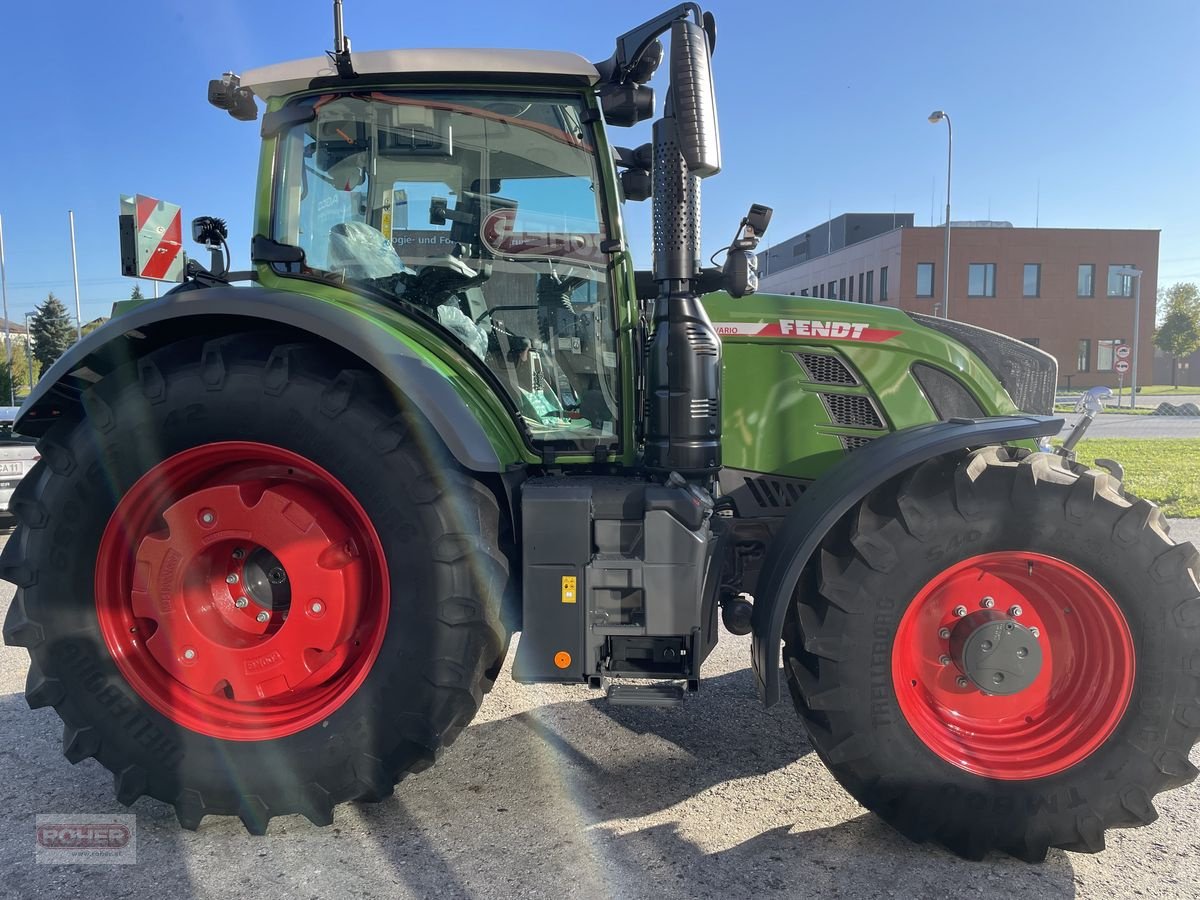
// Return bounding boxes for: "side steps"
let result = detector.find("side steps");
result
[598,678,699,708]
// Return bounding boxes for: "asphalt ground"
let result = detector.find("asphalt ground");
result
[2,525,1199,900]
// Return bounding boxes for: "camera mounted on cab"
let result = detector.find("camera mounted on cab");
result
[721,204,772,298]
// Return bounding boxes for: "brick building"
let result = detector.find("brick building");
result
[758,215,1158,389]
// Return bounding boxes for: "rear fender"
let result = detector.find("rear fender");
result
[750,415,1064,706]
[18,287,525,474]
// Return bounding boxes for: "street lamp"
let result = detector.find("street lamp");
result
[1112,266,1143,407]
[22,311,33,394]
[928,110,952,318]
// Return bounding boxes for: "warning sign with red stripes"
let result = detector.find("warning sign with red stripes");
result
[119,194,185,282]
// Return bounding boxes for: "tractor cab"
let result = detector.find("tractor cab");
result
[236,53,622,444]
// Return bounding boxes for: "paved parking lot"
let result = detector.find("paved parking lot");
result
[1058,414,1200,439]
[2,526,1199,900]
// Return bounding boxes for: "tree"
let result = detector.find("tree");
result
[29,293,76,373]
[1154,282,1200,387]
[130,283,144,300]
[0,358,25,404]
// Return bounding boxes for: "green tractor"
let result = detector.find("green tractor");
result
[5,2,1198,861]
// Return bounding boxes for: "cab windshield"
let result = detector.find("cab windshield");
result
[272,91,620,446]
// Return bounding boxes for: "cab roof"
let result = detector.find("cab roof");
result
[241,49,600,99]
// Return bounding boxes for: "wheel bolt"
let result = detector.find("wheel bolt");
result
[226,573,239,585]
[938,627,951,640]
[182,647,196,660]
[980,640,993,652]
[953,605,967,618]
[1030,627,1040,638]
[956,676,969,688]
[1009,605,1023,617]
[980,596,995,608]
[232,548,245,560]
[309,601,324,614]
[256,611,269,623]
[1017,647,1028,658]
[199,510,216,525]
[235,596,249,609]
[938,655,951,666]
[992,672,1005,684]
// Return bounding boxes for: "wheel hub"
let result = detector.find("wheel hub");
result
[891,551,1135,780]
[948,610,1043,695]
[95,441,389,741]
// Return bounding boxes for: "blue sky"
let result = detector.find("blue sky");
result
[1,0,1197,324]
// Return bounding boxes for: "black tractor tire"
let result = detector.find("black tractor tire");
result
[2,334,511,833]
[783,447,1200,861]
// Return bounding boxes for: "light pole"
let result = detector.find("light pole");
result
[0,214,12,404]
[1113,266,1143,407]
[928,110,952,318]
[23,311,33,392]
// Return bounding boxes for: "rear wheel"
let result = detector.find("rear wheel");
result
[784,447,1200,860]
[2,336,510,832]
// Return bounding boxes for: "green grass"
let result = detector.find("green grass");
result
[1064,438,1200,518]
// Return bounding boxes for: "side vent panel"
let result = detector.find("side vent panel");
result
[795,352,858,385]
[839,434,875,452]
[820,393,885,429]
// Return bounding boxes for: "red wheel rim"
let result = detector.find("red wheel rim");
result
[96,442,389,741]
[892,551,1134,780]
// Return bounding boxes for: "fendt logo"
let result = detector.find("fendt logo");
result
[713,320,902,342]
[779,319,868,339]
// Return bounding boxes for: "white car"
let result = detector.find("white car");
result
[0,407,38,516]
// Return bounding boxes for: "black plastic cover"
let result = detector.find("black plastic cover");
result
[911,363,986,420]
[908,313,1058,415]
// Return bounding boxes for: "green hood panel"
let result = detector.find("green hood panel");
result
[704,292,1019,480]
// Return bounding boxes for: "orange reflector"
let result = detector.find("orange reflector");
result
[553,651,572,669]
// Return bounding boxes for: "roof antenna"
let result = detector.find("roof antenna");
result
[330,0,356,78]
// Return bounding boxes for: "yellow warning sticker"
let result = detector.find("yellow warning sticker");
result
[561,576,577,604]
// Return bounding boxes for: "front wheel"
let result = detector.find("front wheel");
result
[784,447,1200,860]
[2,336,510,832]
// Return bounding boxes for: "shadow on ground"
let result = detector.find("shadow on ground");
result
[0,662,1078,899]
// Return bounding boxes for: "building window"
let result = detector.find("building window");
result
[1023,263,1041,298]
[1022,338,1041,347]
[880,266,889,301]
[1107,265,1134,297]
[828,281,836,299]
[800,288,809,296]
[1097,338,1126,372]
[839,277,847,301]
[857,272,865,303]
[968,263,997,297]
[1077,264,1095,297]
[916,263,934,297]
[865,270,874,303]
[1077,339,1092,373]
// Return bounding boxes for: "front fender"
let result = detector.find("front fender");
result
[19,286,527,473]
[750,415,1064,706]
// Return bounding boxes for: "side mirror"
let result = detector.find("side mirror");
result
[620,169,652,202]
[669,19,721,177]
